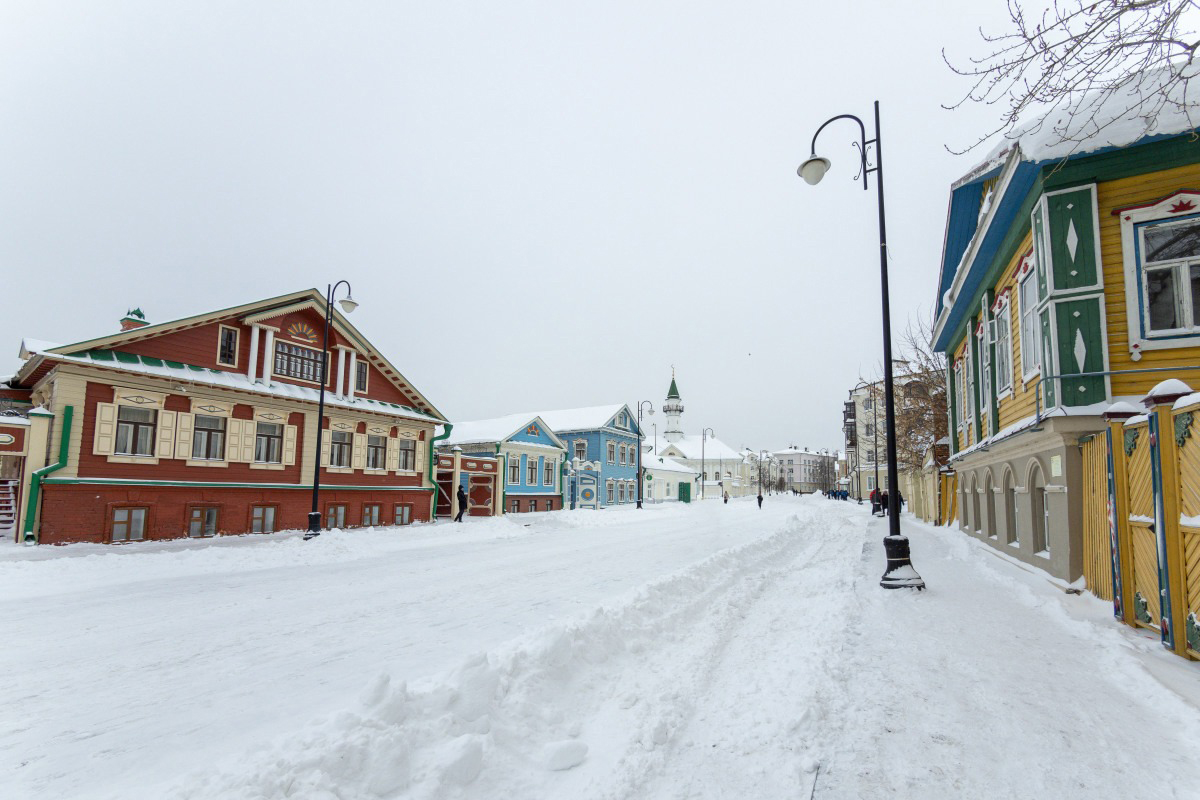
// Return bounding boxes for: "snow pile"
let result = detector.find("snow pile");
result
[0,518,536,598]
[165,510,819,799]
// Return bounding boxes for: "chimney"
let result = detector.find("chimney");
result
[120,308,149,331]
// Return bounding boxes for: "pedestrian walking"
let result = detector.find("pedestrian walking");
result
[455,485,468,522]
[723,490,729,504]
[870,488,880,516]
[757,492,763,509]
[881,490,889,516]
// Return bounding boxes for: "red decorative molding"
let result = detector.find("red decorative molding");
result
[1169,199,1196,213]
[1111,189,1200,216]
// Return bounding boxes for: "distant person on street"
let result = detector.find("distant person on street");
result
[723,490,729,504]
[455,485,468,522]
[757,492,763,508]
[870,488,880,516]
[881,490,890,516]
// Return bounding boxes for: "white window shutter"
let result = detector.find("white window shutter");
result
[227,419,241,462]
[352,433,366,470]
[320,435,330,467]
[283,425,298,465]
[92,402,117,455]
[157,410,177,459]
[386,436,398,471]
[415,439,426,475]
[241,419,256,462]
[176,412,194,458]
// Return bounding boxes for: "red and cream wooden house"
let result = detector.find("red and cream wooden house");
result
[7,289,448,544]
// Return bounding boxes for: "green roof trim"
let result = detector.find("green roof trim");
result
[667,377,680,400]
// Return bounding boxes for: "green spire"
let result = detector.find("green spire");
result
[667,368,680,400]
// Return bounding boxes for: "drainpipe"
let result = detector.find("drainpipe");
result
[429,423,452,519]
[496,442,506,514]
[23,405,73,544]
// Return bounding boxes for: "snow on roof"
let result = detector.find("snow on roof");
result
[441,413,546,447]
[523,404,629,433]
[980,62,1200,167]
[20,338,63,358]
[20,344,442,425]
[641,455,697,476]
[654,434,743,461]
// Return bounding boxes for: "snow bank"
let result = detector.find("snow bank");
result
[164,510,818,799]
[0,518,537,599]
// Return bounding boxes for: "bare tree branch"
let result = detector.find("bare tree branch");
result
[944,0,1200,155]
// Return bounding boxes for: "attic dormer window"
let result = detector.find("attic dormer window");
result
[217,326,239,367]
[355,361,368,392]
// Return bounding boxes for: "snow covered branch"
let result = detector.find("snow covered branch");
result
[944,0,1200,154]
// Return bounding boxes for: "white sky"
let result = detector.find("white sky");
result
[0,1,1012,450]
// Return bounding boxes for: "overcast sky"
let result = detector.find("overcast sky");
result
[1,0,1014,451]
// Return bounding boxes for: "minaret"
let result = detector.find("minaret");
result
[663,368,684,443]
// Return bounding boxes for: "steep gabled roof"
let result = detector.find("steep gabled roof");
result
[26,288,446,421]
[525,404,642,436]
[442,413,566,450]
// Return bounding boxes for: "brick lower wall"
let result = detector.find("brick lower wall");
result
[37,484,434,544]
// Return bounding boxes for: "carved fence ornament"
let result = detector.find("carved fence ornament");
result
[1175,411,1194,448]
[1124,428,1140,457]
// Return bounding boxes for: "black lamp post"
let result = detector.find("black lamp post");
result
[798,102,924,590]
[701,427,714,500]
[636,400,654,508]
[304,280,358,540]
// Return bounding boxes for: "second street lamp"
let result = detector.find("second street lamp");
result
[636,400,654,508]
[305,280,358,540]
[798,101,924,590]
[701,427,714,500]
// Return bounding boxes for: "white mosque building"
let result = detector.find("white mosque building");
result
[644,372,753,499]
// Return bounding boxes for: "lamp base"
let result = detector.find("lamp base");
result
[880,535,925,590]
[303,511,322,540]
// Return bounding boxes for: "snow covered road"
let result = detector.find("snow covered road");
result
[4,497,1200,799]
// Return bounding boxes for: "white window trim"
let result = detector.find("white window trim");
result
[355,359,370,394]
[1017,259,1043,385]
[1135,216,1200,339]
[1117,192,1200,358]
[217,324,240,368]
[508,456,520,485]
[994,293,1015,400]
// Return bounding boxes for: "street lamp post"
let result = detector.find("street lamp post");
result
[798,102,924,590]
[304,281,359,540]
[636,401,654,509]
[701,427,714,500]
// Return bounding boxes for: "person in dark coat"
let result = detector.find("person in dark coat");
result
[757,492,764,508]
[870,488,880,516]
[881,490,889,516]
[455,485,468,522]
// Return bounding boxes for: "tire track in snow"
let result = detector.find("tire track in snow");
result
[617,507,867,799]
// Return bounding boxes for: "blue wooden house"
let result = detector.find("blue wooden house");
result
[441,414,567,513]
[532,405,642,508]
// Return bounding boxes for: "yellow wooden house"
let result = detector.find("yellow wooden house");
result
[932,74,1200,658]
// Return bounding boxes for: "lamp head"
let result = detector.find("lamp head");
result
[797,154,831,185]
[647,407,654,416]
[339,295,358,313]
